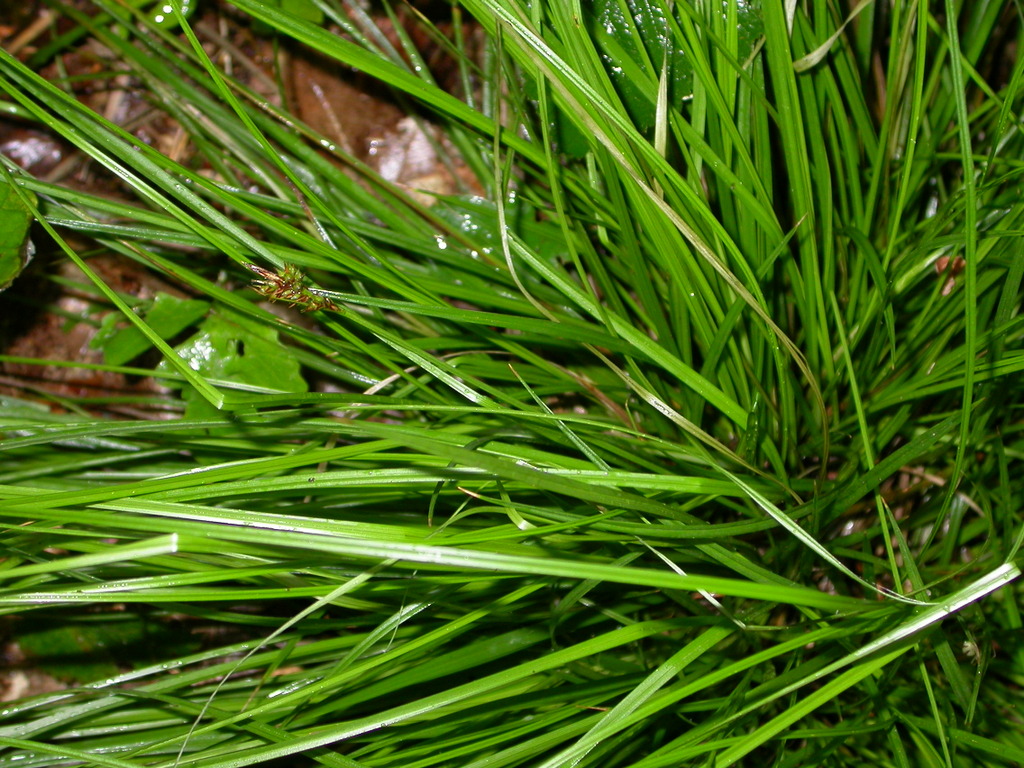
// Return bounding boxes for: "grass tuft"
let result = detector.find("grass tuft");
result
[0,1,1022,766]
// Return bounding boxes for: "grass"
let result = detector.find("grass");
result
[0,0,1022,765]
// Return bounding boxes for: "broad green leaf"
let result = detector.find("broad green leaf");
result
[0,175,35,291]
[433,194,568,263]
[159,309,307,417]
[92,292,210,366]
[585,0,763,131]
[162,309,307,393]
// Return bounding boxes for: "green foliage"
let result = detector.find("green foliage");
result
[161,308,309,416]
[0,0,1022,766]
[0,173,34,291]
[12,614,198,684]
[94,293,210,367]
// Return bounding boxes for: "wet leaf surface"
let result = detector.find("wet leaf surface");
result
[162,308,308,416]
[586,0,763,132]
[92,292,210,367]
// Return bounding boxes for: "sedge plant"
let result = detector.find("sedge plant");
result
[0,1,1022,766]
